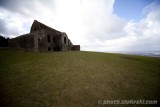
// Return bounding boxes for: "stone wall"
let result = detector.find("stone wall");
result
[33,30,46,52]
[9,33,35,51]
[30,20,61,34]
[73,45,80,51]
[68,39,73,50]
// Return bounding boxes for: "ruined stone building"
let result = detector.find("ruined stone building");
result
[9,20,80,52]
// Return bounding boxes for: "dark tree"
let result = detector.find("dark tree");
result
[0,35,9,47]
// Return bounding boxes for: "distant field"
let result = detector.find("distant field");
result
[0,48,160,107]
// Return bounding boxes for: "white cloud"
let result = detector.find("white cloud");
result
[82,1,160,52]
[0,0,160,51]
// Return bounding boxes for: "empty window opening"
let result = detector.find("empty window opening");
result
[53,47,56,51]
[53,37,56,43]
[34,27,37,31]
[57,47,60,51]
[47,35,50,43]
[48,47,51,51]
[38,38,40,42]
[64,37,66,44]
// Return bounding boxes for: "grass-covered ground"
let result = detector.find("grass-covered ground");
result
[0,48,160,107]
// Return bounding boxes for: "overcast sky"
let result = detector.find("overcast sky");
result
[0,0,160,52]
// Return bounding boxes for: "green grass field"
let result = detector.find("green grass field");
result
[0,48,160,107]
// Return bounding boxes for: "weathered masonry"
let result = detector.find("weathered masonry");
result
[9,20,80,52]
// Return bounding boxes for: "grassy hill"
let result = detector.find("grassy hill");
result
[0,48,160,107]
